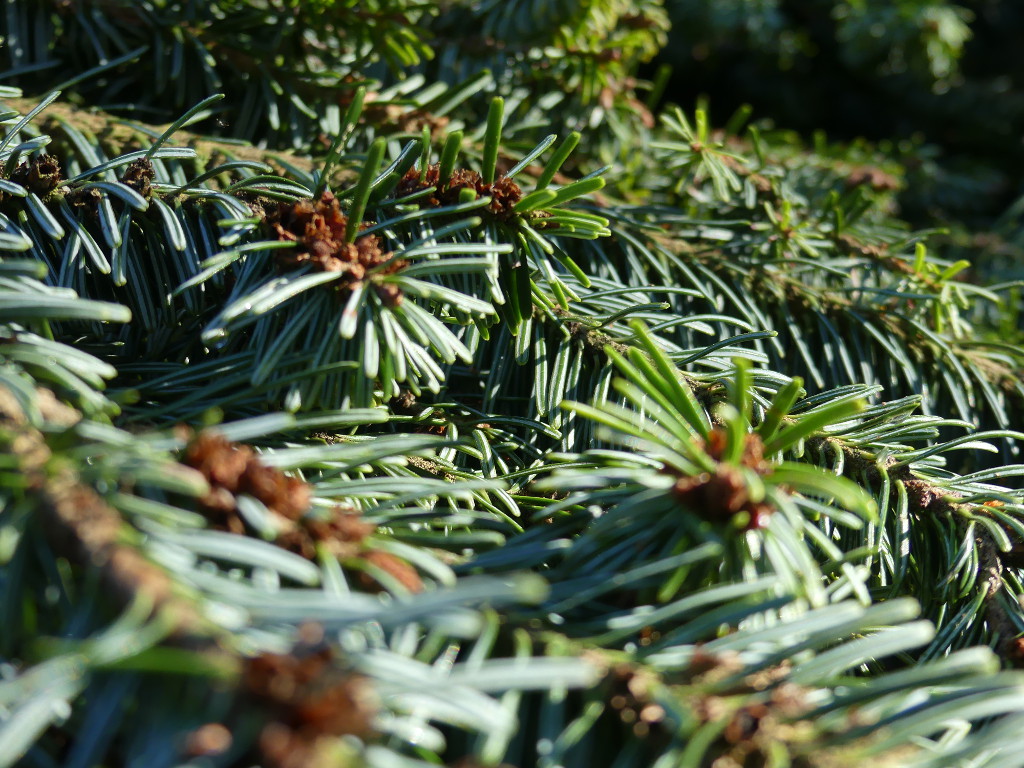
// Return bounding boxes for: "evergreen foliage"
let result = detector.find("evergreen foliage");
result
[3,2,1024,767]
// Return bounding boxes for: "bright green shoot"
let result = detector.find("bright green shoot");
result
[561,325,877,529]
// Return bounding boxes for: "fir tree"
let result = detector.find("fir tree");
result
[3,2,1024,767]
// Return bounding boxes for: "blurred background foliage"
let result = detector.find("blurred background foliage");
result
[654,0,1024,275]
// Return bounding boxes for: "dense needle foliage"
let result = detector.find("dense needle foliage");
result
[3,1,1024,766]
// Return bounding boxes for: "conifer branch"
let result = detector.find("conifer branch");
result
[2,95,317,178]
[0,387,209,638]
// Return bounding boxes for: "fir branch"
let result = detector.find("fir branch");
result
[643,225,1024,430]
[0,95,317,178]
[7,2,1024,765]
[811,433,1024,658]
[0,387,209,638]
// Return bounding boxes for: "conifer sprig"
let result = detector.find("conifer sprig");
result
[5,3,1024,767]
